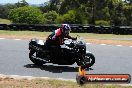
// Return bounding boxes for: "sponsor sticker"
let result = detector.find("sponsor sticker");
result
[76,74,131,84]
[76,67,131,85]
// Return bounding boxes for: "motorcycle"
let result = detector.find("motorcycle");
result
[28,36,95,68]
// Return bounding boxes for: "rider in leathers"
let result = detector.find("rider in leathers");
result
[45,24,76,59]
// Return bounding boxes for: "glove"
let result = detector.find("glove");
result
[72,37,77,40]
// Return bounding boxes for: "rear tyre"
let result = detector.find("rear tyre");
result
[29,49,44,66]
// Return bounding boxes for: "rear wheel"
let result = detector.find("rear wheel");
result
[29,49,44,66]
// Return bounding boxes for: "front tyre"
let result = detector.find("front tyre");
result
[77,53,95,68]
[83,53,95,68]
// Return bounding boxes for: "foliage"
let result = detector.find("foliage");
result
[8,6,45,24]
[123,5,132,26]
[15,0,29,7]
[55,15,63,23]
[0,0,132,25]
[39,2,51,13]
[95,20,110,26]
[62,10,76,24]
[44,11,59,24]
[96,7,110,21]
[0,4,17,19]
[0,5,8,19]
[107,0,128,26]
[56,10,87,24]
[0,0,28,19]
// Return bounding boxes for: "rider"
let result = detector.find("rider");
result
[45,24,77,58]
[45,24,77,46]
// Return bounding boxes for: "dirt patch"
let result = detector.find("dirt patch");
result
[86,39,132,46]
[0,77,50,88]
[0,35,132,46]
[0,35,39,40]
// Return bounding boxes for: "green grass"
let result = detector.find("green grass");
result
[0,78,132,88]
[0,30,132,40]
[0,18,12,24]
[0,18,131,40]
[0,30,50,37]
[71,33,132,39]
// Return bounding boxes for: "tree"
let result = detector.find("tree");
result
[15,0,29,8]
[39,2,51,13]
[107,0,126,26]
[59,0,80,14]
[49,0,63,12]
[37,0,132,25]
[8,6,45,24]
[56,10,87,24]
[39,0,63,13]
[0,4,17,19]
[123,5,132,25]
[44,11,59,24]
[0,5,8,19]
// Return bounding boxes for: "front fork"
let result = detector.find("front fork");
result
[76,53,86,67]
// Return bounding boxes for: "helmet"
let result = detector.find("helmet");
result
[61,24,71,31]
[61,24,71,36]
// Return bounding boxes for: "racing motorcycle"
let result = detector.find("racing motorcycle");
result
[28,36,95,68]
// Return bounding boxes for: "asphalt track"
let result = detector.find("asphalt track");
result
[0,38,132,83]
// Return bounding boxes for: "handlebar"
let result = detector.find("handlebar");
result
[64,35,85,45]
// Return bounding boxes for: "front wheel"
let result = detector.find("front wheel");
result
[77,53,95,68]
[83,53,95,67]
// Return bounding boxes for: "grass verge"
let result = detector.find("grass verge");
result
[0,77,131,88]
[0,18,12,24]
[0,30,132,39]
[0,30,132,46]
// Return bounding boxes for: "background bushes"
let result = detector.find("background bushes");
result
[8,6,45,24]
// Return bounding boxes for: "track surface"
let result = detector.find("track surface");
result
[0,39,132,83]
